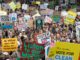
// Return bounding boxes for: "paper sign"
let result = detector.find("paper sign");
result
[9,1,16,11]
[48,42,80,60]
[37,32,51,44]
[64,11,77,24]
[2,38,18,52]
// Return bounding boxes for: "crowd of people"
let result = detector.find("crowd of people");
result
[0,1,80,60]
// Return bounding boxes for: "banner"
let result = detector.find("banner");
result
[37,32,51,44]
[2,38,18,52]
[48,42,80,60]
[64,11,77,24]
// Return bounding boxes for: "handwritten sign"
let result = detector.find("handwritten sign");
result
[2,38,18,52]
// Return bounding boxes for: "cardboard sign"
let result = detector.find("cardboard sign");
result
[64,11,77,24]
[2,38,18,52]
[37,32,51,44]
[48,42,80,60]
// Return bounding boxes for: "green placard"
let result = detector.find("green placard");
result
[36,18,43,29]
[51,15,60,23]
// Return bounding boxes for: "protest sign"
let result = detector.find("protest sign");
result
[2,38,18,52]
[22,3,28,10]
[52,15,60,23]
[1,16,9,22]
[44,16,52,23]
[64,11,77,24]
[8,1,16,11]
[40,9,54,16]
[76,22,80,41]
[35,18,43,29]
[35,1,41,5]
[45,44,50,59]
[48,42,80,60]
[37,32,51,44]
[40,3,48,10]
[1,24,13,29]
[9,13,17,21]
[20,42,44,60]
[16,2,21,9]
[0,11,7,16]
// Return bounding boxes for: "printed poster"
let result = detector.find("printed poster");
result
[48,42,80,60]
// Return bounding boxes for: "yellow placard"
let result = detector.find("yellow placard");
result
[9,1,16,11]
[2,38,18,52]
[36,1,41,5]
[64,11,77,25]
[48,42,80,60]
[16,2,21,9]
